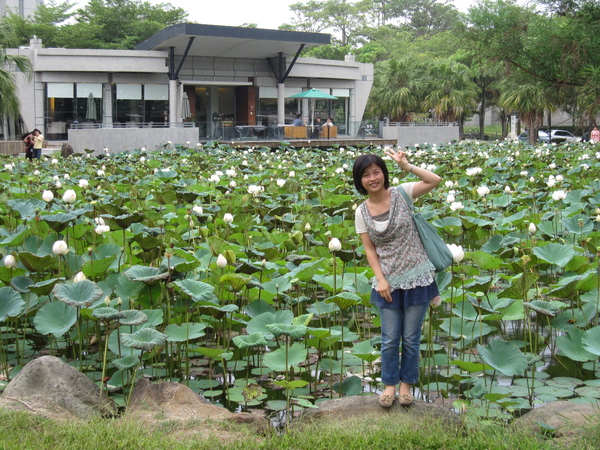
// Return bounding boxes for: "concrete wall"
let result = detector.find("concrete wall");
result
[68,128,199,155]
[383,124,459,148]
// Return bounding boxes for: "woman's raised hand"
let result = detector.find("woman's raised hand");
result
[384,148,410,171]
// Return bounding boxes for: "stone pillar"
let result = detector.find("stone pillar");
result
[169,79,178,128]
[104,83,113,128]
[277,83,285,125]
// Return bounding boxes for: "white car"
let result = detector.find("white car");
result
[548,130,581,143]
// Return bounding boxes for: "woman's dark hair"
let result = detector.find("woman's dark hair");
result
[352,154,389,195]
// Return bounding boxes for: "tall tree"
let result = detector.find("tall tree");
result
[0,23,32,118]
[421,59,477,138]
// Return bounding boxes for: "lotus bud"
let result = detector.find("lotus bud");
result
[216,254,227,268]
[596,215,600,223]
[62,189,77,204]
[64,174,70,180]
[430,296,442,308]
[223,213,233,223]
[103,296,111,306]
[476,186,490,197]
[305,222,311,231]
[528,223,537,233]
[329,237,342,252]
[446,244,464,263]
[42,190,54,202]
[78,179,89,188]
[4,254,17,269]
[55,180,62,188]
[446,194,455,203]
[95,225,110,234]
[73,271,87,282]
[276,179,286,187]
[261,259,267,267]
[192,205,203,215]
[52,240,69,255]
[117,297,122,305]
[33,170,40,176]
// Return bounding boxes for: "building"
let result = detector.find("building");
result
[7,23,374,153]
[0,0,43,18]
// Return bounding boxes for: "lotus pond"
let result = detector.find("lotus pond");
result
[1,140,600,422]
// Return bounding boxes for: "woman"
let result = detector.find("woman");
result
[591,126,600,143]
[23,131,34,160]
[353,148,441,407]
[31,129,44,159]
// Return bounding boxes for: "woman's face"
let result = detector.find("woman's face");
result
[361,163,386,195]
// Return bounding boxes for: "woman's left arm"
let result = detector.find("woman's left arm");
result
[384,148,441,199]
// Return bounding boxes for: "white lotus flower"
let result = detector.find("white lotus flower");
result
[97,170,105,176]
[450,201,464,211]
[223,213,233,223]
[225,169,236,177]
[276,179,286,187]
[193,205,203,215]
[447,244,464,263]
[504,186,512,193]
[95,217,105,226]
[328,237,342,252]
[248,185,261,195]
[546,178,556,187]
[216,254,227,268]
[42,190,54,202]
[73,271,87,282]
[209,174,220,183]
[392,177,399,184]
[229,180,236,188]
[445,180,454,188]
[33,170,40,176]
[51,158,58,164]
[446,194,456,203]
[528,223,537,233]
[140,156,146,163]
[552,190,567,201]
[555,175,563,182]
[476,186,490,197]
[78,179,89,188]
[64,174,70,180]
[55,181,62,188]
[52,240,69,255]
[289,171,295,177]
[62,189,77,204]
[95,225,110,234]
[3,255,17,269]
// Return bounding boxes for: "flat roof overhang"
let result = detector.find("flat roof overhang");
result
[135,23,331,59]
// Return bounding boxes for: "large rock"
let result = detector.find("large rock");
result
[2,355,117,418]
[510,401,600,437]
[298,394,461,426]
[128,379,266,429]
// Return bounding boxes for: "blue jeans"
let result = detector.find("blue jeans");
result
[380,301,429,386]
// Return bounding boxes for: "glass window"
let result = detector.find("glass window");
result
[76,84,102,123]
[114,84,143,125]
[144,85,168,123]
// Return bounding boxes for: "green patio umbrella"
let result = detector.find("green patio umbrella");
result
[86,92,97,121]
[289,88,338,126]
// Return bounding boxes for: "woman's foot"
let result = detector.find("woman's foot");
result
[398,382,414,405]
[378,385,396,408]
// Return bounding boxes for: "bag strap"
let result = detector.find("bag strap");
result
[396,186,415,212]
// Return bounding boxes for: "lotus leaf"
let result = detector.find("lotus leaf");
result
[118,309,148,326]
[477,339,528,376]
[532,243,575,267]
[582,326,600,356]
[192,347,233,360]
[351,340,379,362]
[263,342,307,372]
[556,329,595,362]
[121,328,167,351]
[164,322,207,342]
[0,286,26,322]
[52,280,104,308]
[124,265,169,285]
[18,252,57,272]
[10,275,33,294]
[7,199,46,221]
[28,278,64,296]
[33,301,77,337]
[92,307,123,320]
[81,256,117,278]
[233,333,268,349]
[246,310,293,337]
[112,354,140,371]
[291,313,313,326]
[523,300,564,317]
[265,323,307,339]
[325,292,360,311]
[40,212,77,232]
[172,279,215,302]
[220,273,251,292]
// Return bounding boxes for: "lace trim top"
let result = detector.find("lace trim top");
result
[358,186,435,291]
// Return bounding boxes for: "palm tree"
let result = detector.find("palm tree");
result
[498,80,556,144]
[421,59,478,139]
[0,23,32,119]
[367,57,424,122]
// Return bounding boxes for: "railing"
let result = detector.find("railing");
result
[387,122,458,127]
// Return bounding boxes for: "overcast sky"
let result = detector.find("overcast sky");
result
[73,0,480,29]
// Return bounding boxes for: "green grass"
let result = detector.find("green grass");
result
[1,408,599,449]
